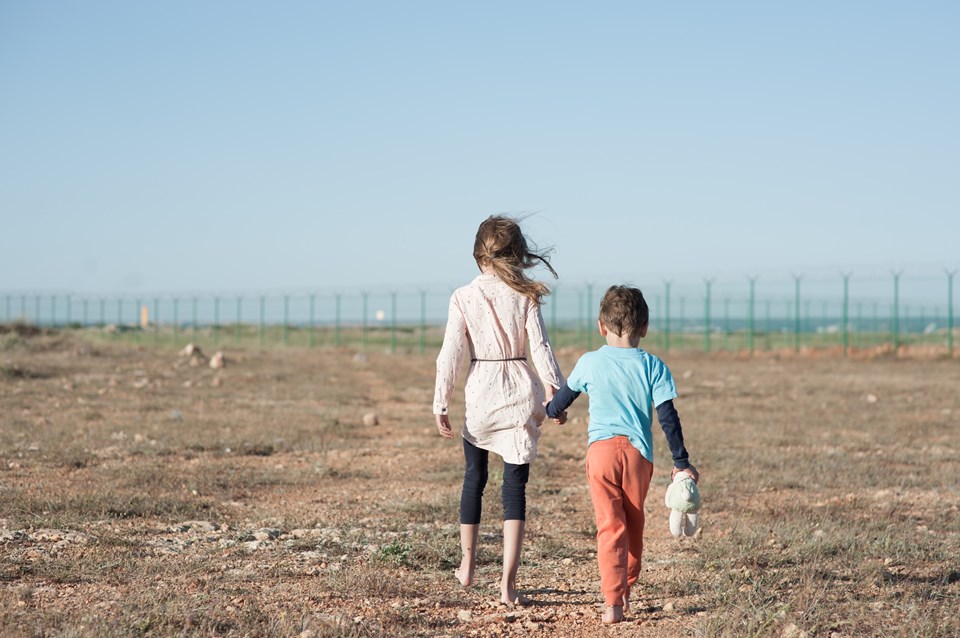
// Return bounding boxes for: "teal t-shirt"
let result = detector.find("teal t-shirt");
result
[566,345,678,464]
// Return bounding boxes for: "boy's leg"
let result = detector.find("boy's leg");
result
[500,460,530,604]
[457,439,489,586]
[585,439,628,609]
[622,451,654,600]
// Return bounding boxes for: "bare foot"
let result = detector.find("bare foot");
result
[500,592,531,606]
[602,605,624,624]
[500,580,531,606]
[454,565,473,587]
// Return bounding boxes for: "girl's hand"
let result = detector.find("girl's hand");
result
[435,414,454,439]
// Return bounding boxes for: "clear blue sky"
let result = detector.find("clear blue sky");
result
[1,1,957,295]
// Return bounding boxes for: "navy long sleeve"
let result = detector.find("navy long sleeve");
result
[656,399,690,469]
[545,383,581,418]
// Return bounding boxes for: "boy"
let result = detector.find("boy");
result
[545,285,699,624]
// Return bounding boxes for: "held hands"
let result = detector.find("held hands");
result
[672,464,700,483]
[435,414,454,439]
[542,401,567,425]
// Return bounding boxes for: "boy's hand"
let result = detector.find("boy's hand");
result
[542,401,566,425]
[435,414,453,439]
[673,464,699,483]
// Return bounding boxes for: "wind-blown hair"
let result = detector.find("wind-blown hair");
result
[473,215,557,305]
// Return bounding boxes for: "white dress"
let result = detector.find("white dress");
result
[433,273,565,465]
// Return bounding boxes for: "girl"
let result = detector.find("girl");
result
[433,215,564,606]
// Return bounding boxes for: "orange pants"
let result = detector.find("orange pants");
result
[585,436,654,607]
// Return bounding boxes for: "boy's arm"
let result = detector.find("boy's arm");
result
[656,399,692,471]
[545,382,581,419]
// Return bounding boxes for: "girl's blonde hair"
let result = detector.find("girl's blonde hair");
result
[473,215,558,305]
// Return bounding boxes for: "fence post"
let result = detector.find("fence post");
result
[154,298,160,346]
[892,271,902,353]
[747,276,758,355]
[4,295,9,322]
[704,279,713,354]
[51,295,57,328]
[34,295,40,326]
[192,297,198,343]
[419,290,426,355]
[948,270,956,357]
[173,298,179,345]
[663,281,671,353]
[792,275,802,353]
[83,299,89,328]
[66,294,72,327]
[116,298,123,334]
[309,294,316,348]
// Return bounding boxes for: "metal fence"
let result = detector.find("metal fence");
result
[3,270,957,356]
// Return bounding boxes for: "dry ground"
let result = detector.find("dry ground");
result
[1,329,959,637]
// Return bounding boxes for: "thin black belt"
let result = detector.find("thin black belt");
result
[471,357,527,362]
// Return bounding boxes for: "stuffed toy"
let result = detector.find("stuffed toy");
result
[664,470,701,538]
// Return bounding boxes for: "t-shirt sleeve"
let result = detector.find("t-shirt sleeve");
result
[566,356,588,393]
[651,358,678,407]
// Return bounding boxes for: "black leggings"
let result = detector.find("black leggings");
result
[460,438,530,525]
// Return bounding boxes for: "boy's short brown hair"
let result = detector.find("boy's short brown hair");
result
[599,285,649,338]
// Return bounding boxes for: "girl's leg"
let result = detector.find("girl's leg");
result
[500,461,530,604]
[457,439,488,587]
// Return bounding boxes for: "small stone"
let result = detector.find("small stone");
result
[133,378,149,389]
[663,601,675,612]
[866,394,878,403]
[243,540,267,551]
[458,610,473,622]
[169,410,183,421]
[209,352,225,369]
[211,377,222,387]
[353,352,367,364]
[561,558,573,565]
[362,412,379,426]
[253,528,280,541]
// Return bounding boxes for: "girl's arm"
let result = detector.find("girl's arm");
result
[433,292,468,418]
[525,300,564,393]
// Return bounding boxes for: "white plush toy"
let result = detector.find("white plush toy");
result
[664,470,701,538]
